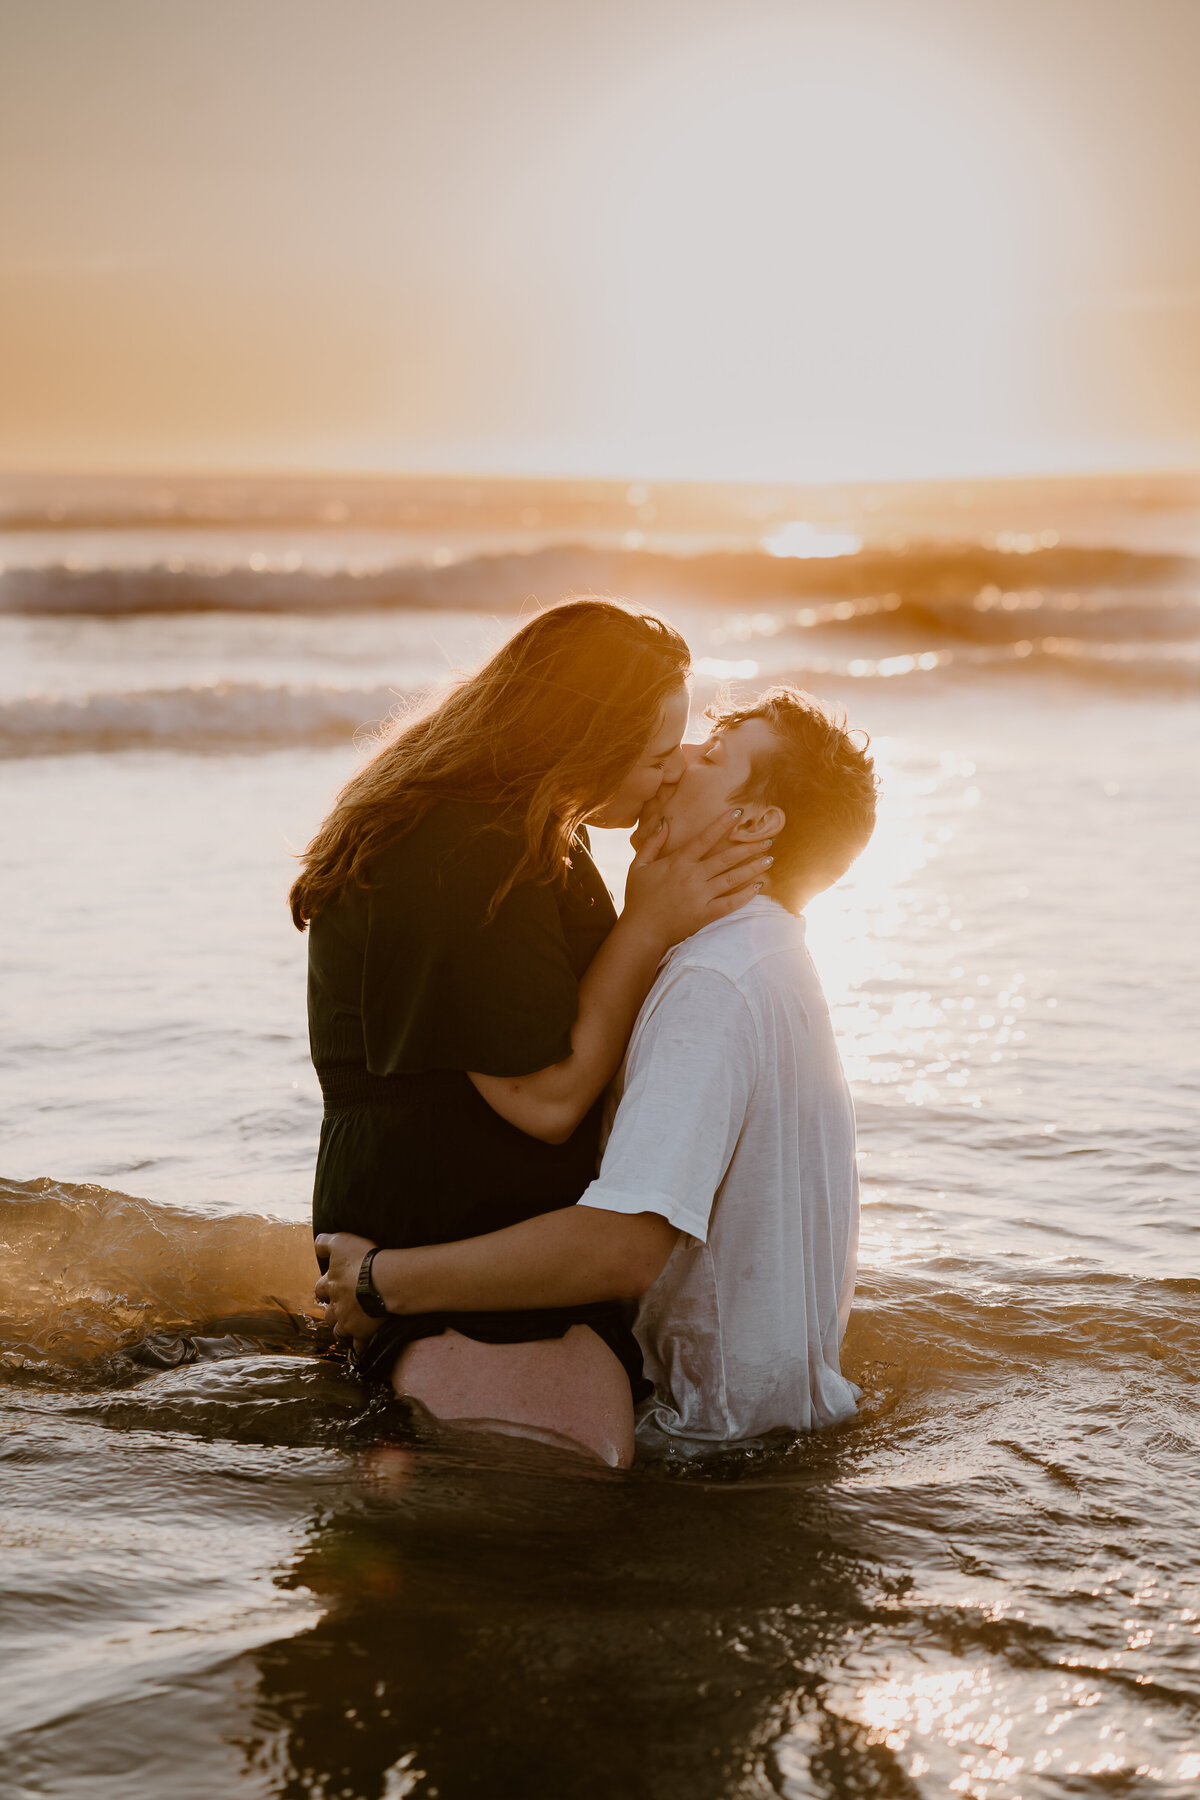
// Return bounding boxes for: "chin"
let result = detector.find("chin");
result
[588,804,634,831]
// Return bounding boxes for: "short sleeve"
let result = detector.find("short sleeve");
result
[360,804,584,1077]
[580,967,758,1241]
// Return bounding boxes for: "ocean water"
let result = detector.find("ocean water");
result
[1,474,1198,1798]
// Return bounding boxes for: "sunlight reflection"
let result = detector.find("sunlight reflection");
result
[804,734,937,1010]
[762,520,863,559]
[783,1653,1200,1798]
[848,650,943,678]
[853,1663,998,1753]
[596,726,1024,1158]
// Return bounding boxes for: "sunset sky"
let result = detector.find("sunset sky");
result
[2,0,1199,481]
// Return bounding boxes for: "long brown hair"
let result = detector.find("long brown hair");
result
[289,597,690,929]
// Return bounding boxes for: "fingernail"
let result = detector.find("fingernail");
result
[731,807,743,818]
[761,856,774,867]
[754,882,764,892]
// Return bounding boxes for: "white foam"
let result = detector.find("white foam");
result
[0,682,409,755]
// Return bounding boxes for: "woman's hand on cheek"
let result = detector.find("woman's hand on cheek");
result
[630,793,669,855]
[313,1231,383,1343]
[623,808,775,948]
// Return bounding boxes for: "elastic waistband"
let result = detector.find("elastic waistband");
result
[317,1065,447,1111]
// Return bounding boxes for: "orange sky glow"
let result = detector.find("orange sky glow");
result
[2,0,1199,483]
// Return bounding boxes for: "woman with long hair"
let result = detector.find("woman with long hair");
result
[293,597,768,1465]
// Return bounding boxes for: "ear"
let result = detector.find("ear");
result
[731,803,784,844]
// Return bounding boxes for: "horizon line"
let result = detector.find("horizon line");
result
[2,461,1199,494]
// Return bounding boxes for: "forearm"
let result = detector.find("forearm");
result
[369,1204,676,1314]
[469,807,771,1143]
[550,912,669,1095]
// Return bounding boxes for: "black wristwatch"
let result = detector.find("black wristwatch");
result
[355,1247,389,1319]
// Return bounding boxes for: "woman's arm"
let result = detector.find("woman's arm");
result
[314,1208,679,1336]
[468,809,772,1143]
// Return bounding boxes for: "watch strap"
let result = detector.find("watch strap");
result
[355,1247,389,1319]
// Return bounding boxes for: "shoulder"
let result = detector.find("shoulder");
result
[377,798,517,857]
[665,900,806,987]
[351,801,548,947]
[369,800,524,888]
[649,903,824,1041]
[635,959,757,1053]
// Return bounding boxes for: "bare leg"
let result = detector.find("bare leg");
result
[392,1325,636,1469]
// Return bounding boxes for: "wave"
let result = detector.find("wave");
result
[4,638,1199,757]
[720,632,1195,695]
[759,583,1200,646]
[0,681,410,756]
[5,1174,1196,1394]
[2,539,1196,621]
[786,636,1200,690]
[0,1175,317,1373]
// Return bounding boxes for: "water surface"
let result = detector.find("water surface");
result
[2,474,1198,1797]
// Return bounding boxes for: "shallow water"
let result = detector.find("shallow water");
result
[2,476,1199,1796]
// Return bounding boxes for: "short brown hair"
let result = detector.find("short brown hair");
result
[711,686,878,909]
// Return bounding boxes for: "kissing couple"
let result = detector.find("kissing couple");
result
[299,597,877,1466]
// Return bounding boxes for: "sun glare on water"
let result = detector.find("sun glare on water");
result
[803,735,935,1015]
[762,521,863,560]
[772,1654,1200,1792]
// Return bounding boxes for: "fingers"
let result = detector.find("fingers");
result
[316,1287,348,1339]
[314,1273,329,1302]
[710,880,765,916]
[630,817,668,866]
[703,840,774,878]
[675,806,744,861]
[701,852,774,894]
[718,867,768,897]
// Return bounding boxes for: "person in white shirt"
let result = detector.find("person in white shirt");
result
[317,687,878,1461]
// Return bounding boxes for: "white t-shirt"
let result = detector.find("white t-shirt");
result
[580,896,860,1446]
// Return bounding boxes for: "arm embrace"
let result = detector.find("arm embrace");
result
[314,1207,679,1337]
[469,808,772,1142]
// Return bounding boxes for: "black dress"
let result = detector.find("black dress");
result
[307,798,646,1395]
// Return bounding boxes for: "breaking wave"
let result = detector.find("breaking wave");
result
[0,681,411,756]
[4,641,1199,758]
[5,1173,1197,1401]
[0,1175,317,1374]
[2,539,1196,620]
[5,536,1197,757]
